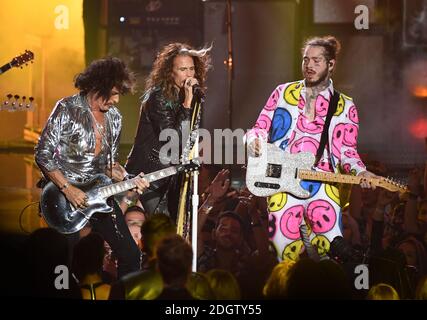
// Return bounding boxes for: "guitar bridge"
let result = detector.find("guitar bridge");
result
[266,163,282,178]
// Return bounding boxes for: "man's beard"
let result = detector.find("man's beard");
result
[305,68,329,87]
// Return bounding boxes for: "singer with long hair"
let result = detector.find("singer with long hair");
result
[125,42,212,222]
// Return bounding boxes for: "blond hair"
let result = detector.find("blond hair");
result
[366,283,400,300]
[263,260,296,298]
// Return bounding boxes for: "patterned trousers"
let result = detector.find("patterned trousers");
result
[267,181,343,261]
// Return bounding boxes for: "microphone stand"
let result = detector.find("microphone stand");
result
[191,92,204,272]
[191,130,199,272]
[225,0,234,129]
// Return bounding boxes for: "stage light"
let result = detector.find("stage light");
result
[409,118,427,139]
[404,58,427,99]
[412,86,427,98]
[119,16,125,22]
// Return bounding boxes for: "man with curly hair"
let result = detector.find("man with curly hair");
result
[35,57,149,278]
[125,43,212,221]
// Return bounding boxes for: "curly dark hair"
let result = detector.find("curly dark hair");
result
[145,43,212,101]
[74,56,136,101]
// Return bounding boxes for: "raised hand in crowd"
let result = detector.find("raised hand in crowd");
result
[200,169,237,215]
[234,188,270,259]
[210,169,233,201]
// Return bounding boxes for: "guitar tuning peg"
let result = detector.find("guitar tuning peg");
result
[7,93,13,99]
[14,94,20,100]
[26,97,35,109]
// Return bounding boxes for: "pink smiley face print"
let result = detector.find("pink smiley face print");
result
[254,114,272,132]
[307,199,336,233]
[290,136,319,154]
[315,94,329,117]
[296,115,325,134]
[280,205,304,240]
[265,87,281,111]
[331,123,359,158]
[348,105,359,124]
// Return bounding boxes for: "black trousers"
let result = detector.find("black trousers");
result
[67,200,141,279]
[139,176,180,224]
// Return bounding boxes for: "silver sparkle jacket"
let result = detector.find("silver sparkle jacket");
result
[35,93,122,183]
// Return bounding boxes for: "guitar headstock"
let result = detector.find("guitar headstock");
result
[10,50,34,69]
[1,94,36,111]
[176,158,200,173]
[376,177,409,194]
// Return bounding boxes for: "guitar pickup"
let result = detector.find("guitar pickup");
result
[254,182,280,190]
[265,163,282,178]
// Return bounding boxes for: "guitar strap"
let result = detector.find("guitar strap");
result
[314,89,340,167]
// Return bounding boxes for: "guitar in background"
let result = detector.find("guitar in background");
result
[1,94,36,111]
[0,50,34,75]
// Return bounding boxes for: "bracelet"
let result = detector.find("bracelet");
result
[200,204,214,214]
[59,182,69,191]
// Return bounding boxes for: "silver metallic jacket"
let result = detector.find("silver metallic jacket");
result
[35,93,122,182]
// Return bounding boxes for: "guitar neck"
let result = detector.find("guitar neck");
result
[99,166,178,198]
[0,63,12,75]
[297,169,363,185]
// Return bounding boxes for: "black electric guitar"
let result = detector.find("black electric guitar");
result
[40,160,200,234]
[0,50,34,75]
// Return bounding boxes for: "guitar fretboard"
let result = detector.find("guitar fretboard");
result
[98,166,178,198]
[0,63,12,74]
[297,169,408,193]
[297,169,362,185]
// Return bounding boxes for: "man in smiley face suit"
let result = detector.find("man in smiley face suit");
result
[245,36,377,263]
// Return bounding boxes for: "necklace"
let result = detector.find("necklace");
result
[94,118,105,134]
[89,109,111,152]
